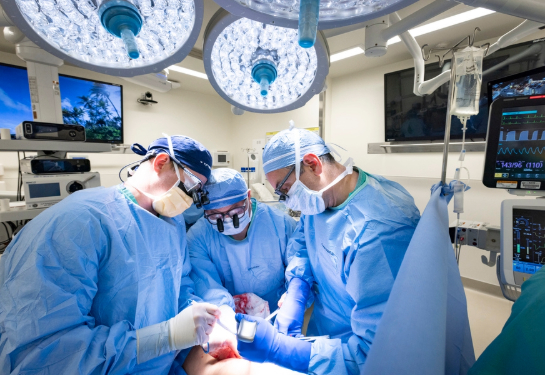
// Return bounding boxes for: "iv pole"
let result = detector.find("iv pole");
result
[419,29,490,184]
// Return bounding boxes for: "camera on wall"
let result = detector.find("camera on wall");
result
[137,91,158,106]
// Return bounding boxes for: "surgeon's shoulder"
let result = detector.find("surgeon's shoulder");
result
[350,173,420,224]
[187,216,213,243]
[41,186,121,220]
[255,201,297,230]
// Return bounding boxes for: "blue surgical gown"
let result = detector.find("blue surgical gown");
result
[285,169,420,375]
[0,185,198,374]
[187,199,297,310]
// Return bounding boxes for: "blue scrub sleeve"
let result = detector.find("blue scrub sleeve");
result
[284,218,315,308]
[187,223,235,309]
[0,215,140,374]
[308,228,395,375]
[284,218,315,287]
[178,233,203,311]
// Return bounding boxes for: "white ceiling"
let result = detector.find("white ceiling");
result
[0,0,541,86]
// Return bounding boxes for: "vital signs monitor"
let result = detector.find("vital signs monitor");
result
[501,199,545,286]
[483,96,545,194]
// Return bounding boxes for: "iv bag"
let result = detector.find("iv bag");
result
[450,46,485,117]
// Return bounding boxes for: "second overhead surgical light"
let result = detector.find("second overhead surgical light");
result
[203,10,330,113]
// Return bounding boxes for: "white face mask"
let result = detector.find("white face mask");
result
[217,206,252,236]
[284,129,353,216]
[129,160,193,217]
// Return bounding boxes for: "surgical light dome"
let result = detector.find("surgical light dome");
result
[0,0,203,76]
[203,9,329,113]
[213,0,417,30]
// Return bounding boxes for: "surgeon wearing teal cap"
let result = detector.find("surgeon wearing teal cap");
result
[234,124,421,375]
[187,167,297,313]
[183,168,297,368]
[0,134,219,375]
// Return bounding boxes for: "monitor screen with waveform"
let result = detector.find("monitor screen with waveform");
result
[495,104,545,182]
[512,208,545,275]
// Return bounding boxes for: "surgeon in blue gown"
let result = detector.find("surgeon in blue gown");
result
[0,135,221,375]
[187,168,297,317]
[234,125,421,375]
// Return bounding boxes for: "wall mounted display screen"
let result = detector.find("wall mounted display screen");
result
[0,62,123,144]
[0,63,32,137]
[59,74,123,144]
[384,39,545,142]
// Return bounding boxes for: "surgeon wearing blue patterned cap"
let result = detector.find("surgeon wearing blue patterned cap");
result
[232,121,421,375]
[0,134,221,374]
[181,168,297,370]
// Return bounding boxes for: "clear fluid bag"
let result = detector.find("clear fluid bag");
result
[451,46,485,117]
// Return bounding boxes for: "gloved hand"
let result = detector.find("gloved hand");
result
[274,278,310,336]
[236,313,311,373]
[136,302,219,364]
[207,305,240,360]
[169,302,220,349]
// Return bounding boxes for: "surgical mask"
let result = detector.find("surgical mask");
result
[217,206,252,236]
[284,128,353,215]
[129,161,193,217]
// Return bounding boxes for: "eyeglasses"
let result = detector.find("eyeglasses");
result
[204,199,248,232]
[274,165,295,201]
[178,164,210,208]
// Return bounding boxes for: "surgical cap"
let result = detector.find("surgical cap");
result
[203,168,249,210]
[131,135,213,180]
[262,127,331,174]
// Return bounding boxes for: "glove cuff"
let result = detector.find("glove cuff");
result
[136,321,171,364]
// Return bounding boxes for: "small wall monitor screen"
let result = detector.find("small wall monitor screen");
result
[28,183,61,198]
[494,105,545,181]
[513,208,545,275]
[218,155,227,163]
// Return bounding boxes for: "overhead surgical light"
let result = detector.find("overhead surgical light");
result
[203,9,329,113]
[0,0,203,76]
[213,0,417,48]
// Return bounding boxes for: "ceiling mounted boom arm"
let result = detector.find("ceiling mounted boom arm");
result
[451,0,545,24]
[396,14,543,96]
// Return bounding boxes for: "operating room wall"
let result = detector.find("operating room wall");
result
[229,95,320,189]
[327,30,545,287]
[0,51,233,190]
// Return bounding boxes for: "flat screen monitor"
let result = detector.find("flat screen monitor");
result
[384,38,545,142]
[0,62,123,144]
[59,74,123,144]
[500,199,545,287]
[483,96,545,192]
[488,65,545,103]
[0,63,32,137]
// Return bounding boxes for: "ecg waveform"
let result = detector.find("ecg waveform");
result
[498,147,545,155]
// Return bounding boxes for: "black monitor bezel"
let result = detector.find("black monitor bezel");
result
[58,73,124,145]
[483,96,545,190]
[487,65,545,111]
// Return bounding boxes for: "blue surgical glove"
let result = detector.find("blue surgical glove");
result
[235,313,311,373]
[274,277,310,336]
